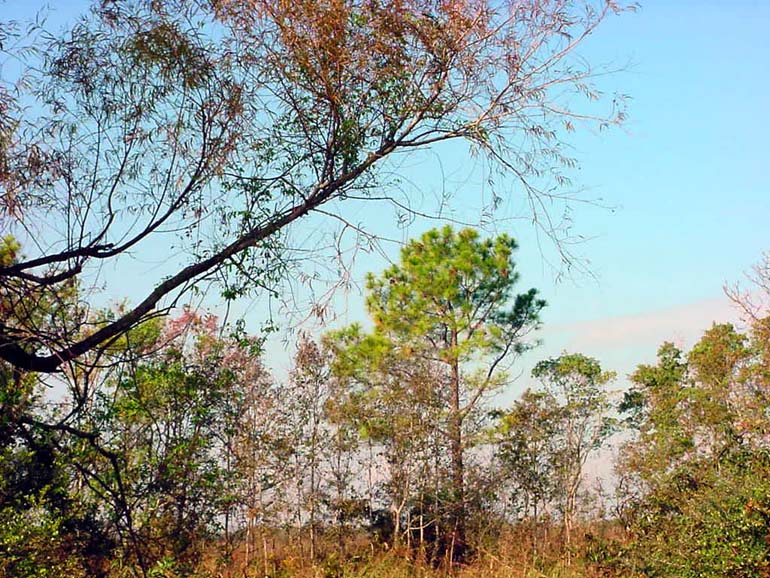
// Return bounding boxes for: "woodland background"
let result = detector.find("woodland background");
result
[1,1,768,577]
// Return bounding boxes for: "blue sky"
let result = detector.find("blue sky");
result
[511,0,769,391]
[569,0,768,312]
[529,1,769,372]
[307,0,769,392]
[307,1,770,391]
[3,1,768,392]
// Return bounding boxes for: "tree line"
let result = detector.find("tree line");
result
[5,1,769,576]
[2,228,770,577]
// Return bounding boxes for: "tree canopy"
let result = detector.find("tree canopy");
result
[329,225,544,560]
[0,0,629,373]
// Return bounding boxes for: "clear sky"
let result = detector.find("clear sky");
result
[526,0,768,385]
[3,0,768,396]
[299,0,768,395]
[291,0,769,395]
[500,0,770,394]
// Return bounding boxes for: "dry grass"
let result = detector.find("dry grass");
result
[199,522,624,578]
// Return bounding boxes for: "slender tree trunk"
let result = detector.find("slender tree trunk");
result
[309,440,317,562]
[245,508,254,572]
[262,530,269,578]
[406,508,412,551]
[335,429,346,558]
[393,503,402,549]
[564,419,579,566]
[532,499,538,559]
[419,512,424,552]
[448,347,466,563]
[565,472,581,566]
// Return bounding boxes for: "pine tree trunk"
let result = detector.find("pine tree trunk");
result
[448,352,467,563]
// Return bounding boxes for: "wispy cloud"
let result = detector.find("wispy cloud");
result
[549,296,740,352]
[509,296,744,389]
